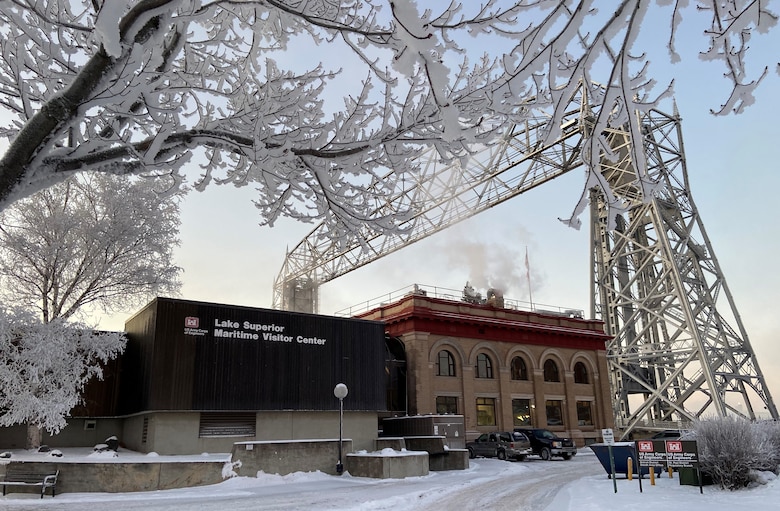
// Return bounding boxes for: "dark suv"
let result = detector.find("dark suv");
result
[514,427,577,460]
[651,430,682,440]
[466,431,532,461]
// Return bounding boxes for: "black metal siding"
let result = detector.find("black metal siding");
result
[122,298,387,413]
[119,301,158,414]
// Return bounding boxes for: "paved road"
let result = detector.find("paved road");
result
[1,452,605,510]
[430,455,602,511]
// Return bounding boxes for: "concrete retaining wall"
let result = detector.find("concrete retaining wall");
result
[346,451,429,479]
[429,449,469,471]
[231,439,354,477]
[0,460,226,494]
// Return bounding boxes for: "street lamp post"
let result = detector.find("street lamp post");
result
[333,383,349,474]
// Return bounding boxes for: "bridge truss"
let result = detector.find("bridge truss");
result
[272,83,778,437]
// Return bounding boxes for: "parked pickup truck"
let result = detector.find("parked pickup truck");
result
[513,427,577,460]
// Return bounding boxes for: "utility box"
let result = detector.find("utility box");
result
[679,467,713,486]
[381,415,466,450]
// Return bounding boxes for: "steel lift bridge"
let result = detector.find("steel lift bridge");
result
[272,83,779,438]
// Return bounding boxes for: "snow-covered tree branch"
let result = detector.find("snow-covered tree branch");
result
[0,0,776,237]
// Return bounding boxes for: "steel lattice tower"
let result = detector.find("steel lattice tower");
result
[590,106,778,435]
[273,83,778,436]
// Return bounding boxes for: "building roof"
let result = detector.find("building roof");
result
[357,291,610,351]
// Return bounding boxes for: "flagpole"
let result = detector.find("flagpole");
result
[525,246,534,310]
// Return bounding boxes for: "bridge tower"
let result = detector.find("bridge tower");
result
[272,83,778,436]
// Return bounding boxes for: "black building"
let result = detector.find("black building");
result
[0,298,391,453]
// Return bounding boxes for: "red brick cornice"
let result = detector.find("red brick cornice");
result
[359,297,610,351]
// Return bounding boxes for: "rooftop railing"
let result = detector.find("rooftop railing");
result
[334,283,585,319]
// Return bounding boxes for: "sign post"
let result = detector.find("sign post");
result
[602,428,617,493]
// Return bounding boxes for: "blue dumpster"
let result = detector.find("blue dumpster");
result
[590,442,662,478]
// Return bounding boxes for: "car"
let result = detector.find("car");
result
[650,429,683,440]
[513,427,577,460]
[466,431,532,461]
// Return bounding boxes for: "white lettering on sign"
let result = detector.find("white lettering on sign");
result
[243,321,285,332]
[214,329,259,340]
[207,318,328,346]
[297,335,327,345]
[263,332,293,342]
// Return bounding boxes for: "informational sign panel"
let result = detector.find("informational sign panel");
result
[665,440,699,468]
[602,428,615,445]
[636,439,699,469]
[636,440,668,467]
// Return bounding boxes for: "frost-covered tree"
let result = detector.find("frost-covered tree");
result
[0,172,181,448]
[0,306,125,449]
[0,173,183,322]
[0,1,776,238]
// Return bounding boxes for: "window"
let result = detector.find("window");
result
[199,412,256,437]
[476,397,497,426]
[510,356,528,380]
[476,353,494,379]
[512,398,532,426]
[545,400,564,426]
[576,401,593,426]
[543,359,560,382]
[437,350,456,376]
[436,396,458,415]
[574,362,589,384]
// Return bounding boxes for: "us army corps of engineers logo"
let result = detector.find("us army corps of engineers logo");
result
[184,316,208,336]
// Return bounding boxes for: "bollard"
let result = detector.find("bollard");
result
[627,457,633,481]
[668,467,673,478]
[650,466,656,485]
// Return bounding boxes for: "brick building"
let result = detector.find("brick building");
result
[358,287,614,446]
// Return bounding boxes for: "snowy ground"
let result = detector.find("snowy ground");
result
[1,448,778,510]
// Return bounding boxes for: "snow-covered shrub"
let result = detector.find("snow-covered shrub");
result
[753,420,780,472]
[694,416,778,490]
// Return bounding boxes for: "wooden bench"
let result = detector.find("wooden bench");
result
[0,464,59,498]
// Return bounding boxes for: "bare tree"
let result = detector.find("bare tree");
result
[0,173,182,322]
[0,1,775,237]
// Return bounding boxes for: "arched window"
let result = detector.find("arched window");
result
[511,356,528,380]
[476,353,494,379]
[543,359,560,382]
[574,362,589,383]
[437,350,455,377]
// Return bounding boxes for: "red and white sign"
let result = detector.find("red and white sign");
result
[666,440,683,452]
[185,316,199,328]
[637,440,654,452]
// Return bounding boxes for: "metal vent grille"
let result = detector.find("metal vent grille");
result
[199,412,256,437]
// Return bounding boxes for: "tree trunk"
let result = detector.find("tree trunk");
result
[26,423,43,450]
